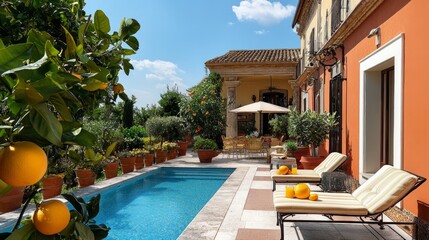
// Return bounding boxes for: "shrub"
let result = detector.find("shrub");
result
[192,137,218,151]
[268,115,288,137]
[122,125,147,150]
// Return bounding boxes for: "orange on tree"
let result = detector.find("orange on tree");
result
[112,83,124,94]
[294,183,310,199]
[99,82,109,90]
[309,193,318,201]
[32,199,70,235]
[0,141,47,187]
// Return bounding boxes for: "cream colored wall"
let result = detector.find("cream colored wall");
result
[222,76,292,133]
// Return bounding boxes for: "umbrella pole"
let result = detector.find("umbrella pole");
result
[259,111,262,135]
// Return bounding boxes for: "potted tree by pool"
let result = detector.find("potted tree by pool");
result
[288,109,338,169]
[193,137,219,163]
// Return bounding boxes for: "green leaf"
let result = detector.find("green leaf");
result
[4,221,35,240]
[44,40,59,58]
[122,49,136,55]
[84,148,96,160]
[76,44,89,63]
[49,94,73,121]
[75,222,95,240]
[14,79,45,104]
[83,60,101,72]
[122,58,133,76]
[125,36,139,51]
[94,10,111,36]
[61,123,96,146]
[62,193,87,221]
[81,79,105,91]
[119,18,140,39]
[63,27,77,60]
[2,54,48,75]
[86,194,101,219]
[105,142,118,157]
[27,29,54,60]
[31,77,66,98]
[13,126,52,147]
[28,230,56,239]
[0,39,5,49]
[0,43,33,75]
[59,218,76,237]
[30,103,63,146]
[88,224,110,240]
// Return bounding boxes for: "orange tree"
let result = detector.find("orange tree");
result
[179,73,225,143]
[0,0,139,239]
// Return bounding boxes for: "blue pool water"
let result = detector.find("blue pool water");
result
[95,167,235,240]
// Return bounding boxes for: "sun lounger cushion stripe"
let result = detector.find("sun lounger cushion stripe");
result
[273,192,368,215]
[270,169,321,182]
[313,152,348,175]
[352,165,418,214]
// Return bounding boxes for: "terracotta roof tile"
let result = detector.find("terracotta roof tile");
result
[205,49,300,65]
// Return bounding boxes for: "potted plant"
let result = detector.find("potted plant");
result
[131,148,145,170]
[143,146,154,167]
[193,137,219,163]
[71,147,104,188]
[40,146,69,199]
[0,180,24,213]
[288,109,338,169]
[118,151,136,174]
[165,142,178,160]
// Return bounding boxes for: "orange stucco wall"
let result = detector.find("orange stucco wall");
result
[340,0,429,215]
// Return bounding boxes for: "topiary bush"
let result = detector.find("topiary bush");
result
[288,109,337,156]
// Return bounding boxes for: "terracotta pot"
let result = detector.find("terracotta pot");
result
[197,150,215,163]
[0,186,24,213]
[135,156,144,170]
[289,146,310,169]
[104,162,119,179]
[167,149,177,160]
[155,150,167,164]
[144,153,154,167]
[178,141,189,156]
[75,169,96,188]
[120,157,136,174]
[300,155,326,170]
[41,175,63,199]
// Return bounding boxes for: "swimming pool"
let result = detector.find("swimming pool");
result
[95,167,235,240]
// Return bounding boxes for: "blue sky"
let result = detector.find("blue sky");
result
[84,0,300,108]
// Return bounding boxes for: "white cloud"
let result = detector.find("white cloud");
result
[232,0,296,25]
[255,29,268,35]
[228,22,234,26]
[130,59,183,82]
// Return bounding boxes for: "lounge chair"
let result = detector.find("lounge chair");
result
[273,165,426,240]
[270,152,348,191]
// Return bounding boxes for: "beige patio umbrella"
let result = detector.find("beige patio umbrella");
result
[230,101,290,134]
[230,101,291,114]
